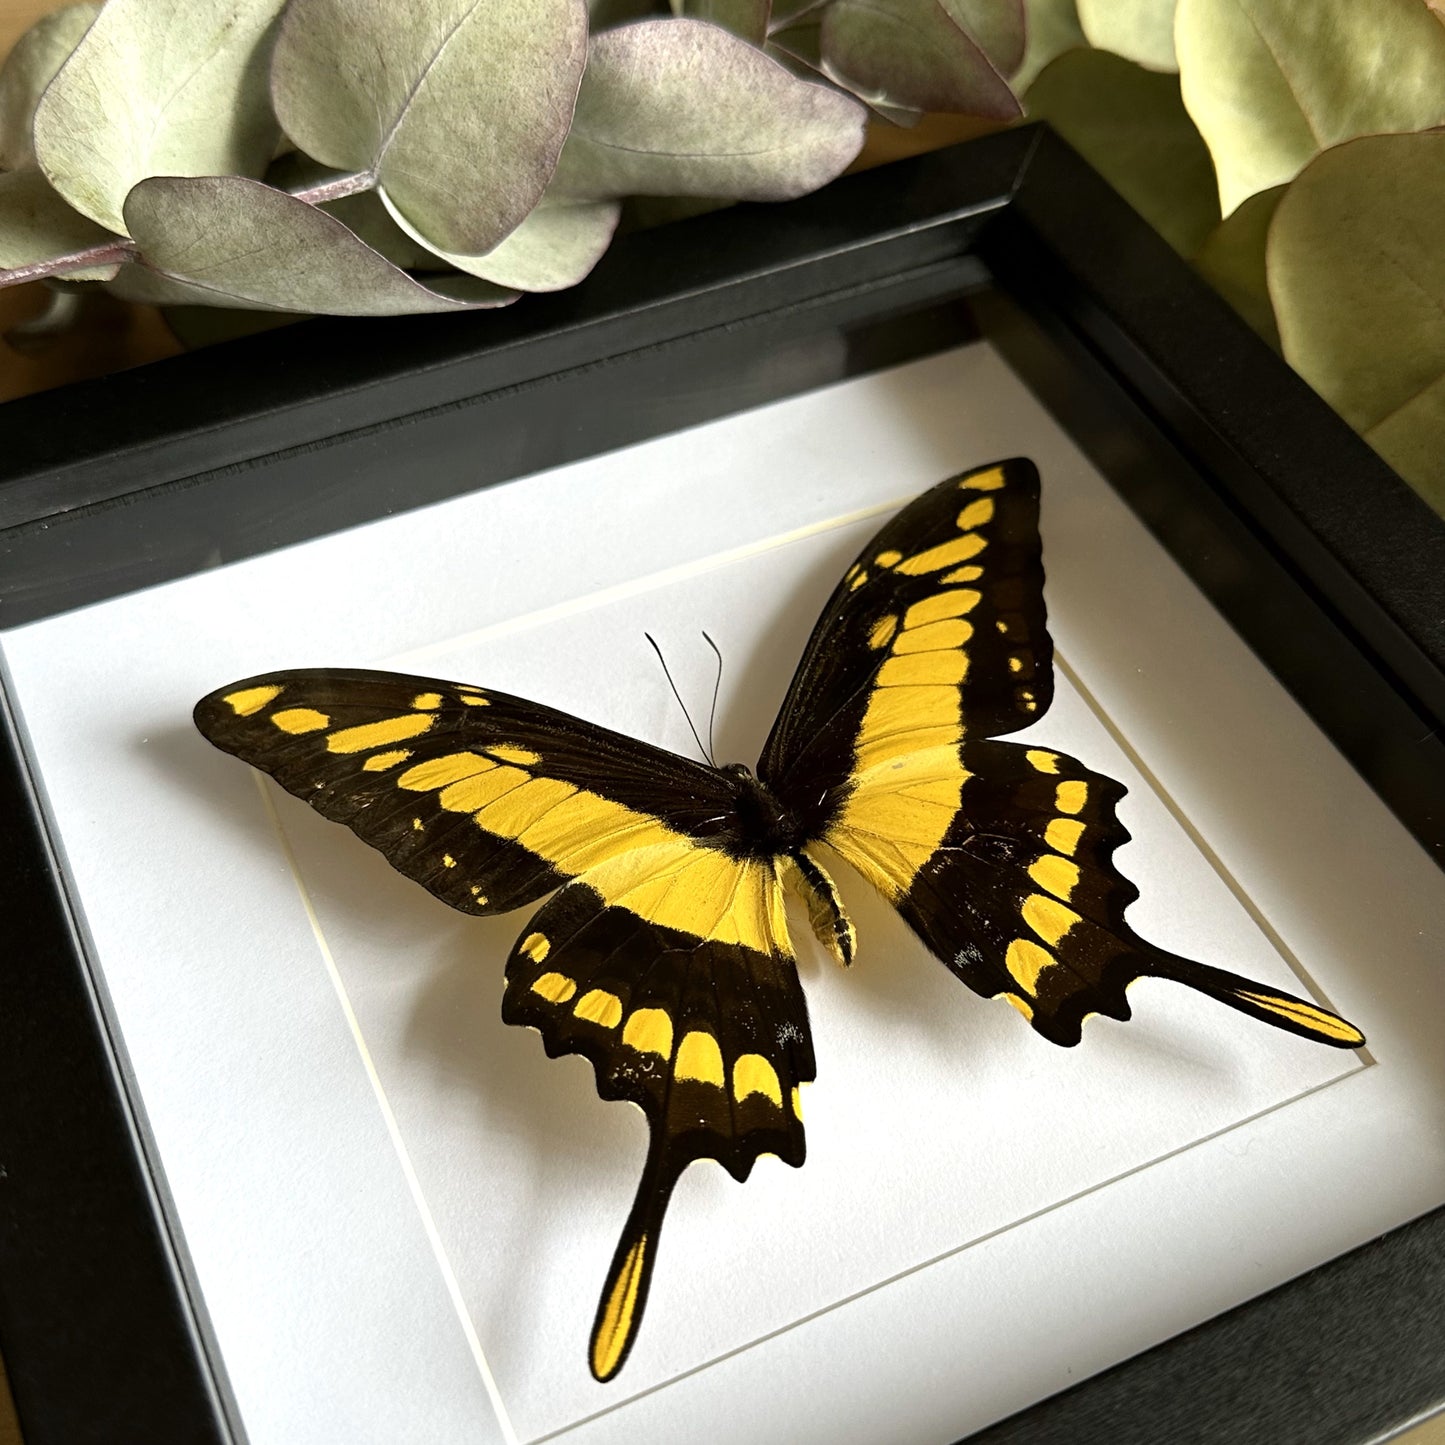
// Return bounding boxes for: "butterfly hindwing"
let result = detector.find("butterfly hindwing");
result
[874,739,1363,1047]
[501,849,811,1380]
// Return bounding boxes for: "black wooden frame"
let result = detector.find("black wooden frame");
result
[0,125,1440,1445]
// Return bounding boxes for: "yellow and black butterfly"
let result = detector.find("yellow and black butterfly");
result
[194,458,1364,1382]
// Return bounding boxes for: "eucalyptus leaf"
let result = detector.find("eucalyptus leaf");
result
[940,0,1025,78]
[1193,184,1282,349]
[1012,0,1086,94]
[0,2,100,171]
[0,167,119,278]
[673,0,770,43]
[1025,49,1218,255]
[33,0,285,235]
[395,198,622,291]
[271,0,587,257]
[1269,132,1445,512]
[551,20,866,201]
[820,0,1021,117]
[1077,0,1176,73]
[321,190,443,272]
[1176,0,1445,215]
[116,176,516,313]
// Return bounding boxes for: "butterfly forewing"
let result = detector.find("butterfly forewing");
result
[759,459,1051,844]
[194,668,744,915]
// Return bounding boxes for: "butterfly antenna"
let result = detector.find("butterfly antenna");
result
[644,633,712,766]
[701,631,723,769]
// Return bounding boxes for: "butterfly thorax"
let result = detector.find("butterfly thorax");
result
[721,762,806,857]
[719,763,856,968]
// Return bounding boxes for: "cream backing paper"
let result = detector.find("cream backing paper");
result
[3,343,1442,1445]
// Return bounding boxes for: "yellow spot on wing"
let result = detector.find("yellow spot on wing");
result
[961,466,1006,491]
[904,589,981,627]
[940,565,984,583]
[955,497,995,530]
[530,971,575,1003]
[622,1008,673,1059]
[575,990,623,1028]
[675,1031,724,1086]
[1029,854,1080,900]
[398,753,494,791]
[1045,818,1085,854]
[520,932,550,963]
[1056,780,1088,814]
[999,992,1034,1020]
[1006,938,1054,992]
[868,615,898,649]
[224,685,282,716]
[892,618,972,654]
[362,749,412,772]
[896,532,987,575]
[442,854,456,868]
[1008,657,1023,673]
[328,713,434,753]
[732,1054,782,1107]
[878,651,967,687]
[1026,749,1059,773]
[460,694,488,706]
[1023,893,1080,946]
[412,692,443,710]
[874,549,903,567]
[592,1236,648,1381]
[489,744,541,766]
[272,708,329,734]
[849,568,868,591]
[1234,990,1365,1045]
[791,1085,803,1120]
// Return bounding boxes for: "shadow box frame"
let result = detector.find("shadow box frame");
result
[1,123,1443,1445]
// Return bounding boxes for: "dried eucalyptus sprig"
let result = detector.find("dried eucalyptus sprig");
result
[0,0,1025,313]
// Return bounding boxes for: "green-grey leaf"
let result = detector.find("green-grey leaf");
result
[116,176,516,314]
[271,0,587,257]
[820,0,1022,116]
[940,0,1026,78]
[0,2,100,171]
[1176,0,1445,216]
[32,0,285,235]
[0,167,119,278]
[1269,132,1445,513]
[321,190,444,272]
[1193,184,1283,349]
[390,197,622,291]
[1077,0,1176,72]
[551,20,866,201]
[1012,0,1086,94]
[1025,48,1218,256]
[673,0,770,43]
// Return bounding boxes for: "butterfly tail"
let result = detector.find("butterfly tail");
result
[1146,951,1364,1049]
[589,1138,684,1382]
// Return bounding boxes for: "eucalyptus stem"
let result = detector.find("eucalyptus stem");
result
[0,169,374,290]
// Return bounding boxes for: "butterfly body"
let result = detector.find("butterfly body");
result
[194,459,1363,1383]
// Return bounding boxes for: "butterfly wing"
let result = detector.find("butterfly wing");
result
[761,459,1363,1050]
[195,668,816,1379]
[194,668,746,915]
[502,852,810,1379]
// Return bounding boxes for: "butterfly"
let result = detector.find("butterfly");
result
[194,458,1364,1382]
